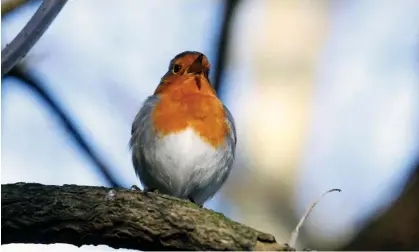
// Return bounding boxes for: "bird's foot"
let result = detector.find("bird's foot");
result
[130,185,142,191]
[188,197,203,208]
[130,186,160,197]
[143,188,160,196]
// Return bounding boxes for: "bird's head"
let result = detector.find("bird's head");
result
[154,51,215,96]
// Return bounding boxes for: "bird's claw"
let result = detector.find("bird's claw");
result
[188,197,203,208]
[143,188,160,196]
[130,185,141,191]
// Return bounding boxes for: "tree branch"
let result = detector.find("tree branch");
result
[1,0,68,77]
[1,183,294,251]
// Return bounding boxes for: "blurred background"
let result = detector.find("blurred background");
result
[2,0,419,250]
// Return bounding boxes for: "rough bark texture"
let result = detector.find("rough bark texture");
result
[1,183,293,251]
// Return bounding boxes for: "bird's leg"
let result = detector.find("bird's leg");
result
[143,188,160,197]
[188,197,203,208]
[130,185,160,196]
[130,185,141,191]
[144,188,159,193]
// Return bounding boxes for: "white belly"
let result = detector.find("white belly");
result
[140,127,231,204]
[154,127,220,187]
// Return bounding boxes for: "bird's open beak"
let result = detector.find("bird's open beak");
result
[187,54,204,75]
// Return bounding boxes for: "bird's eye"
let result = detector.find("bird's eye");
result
[172,64,181,74]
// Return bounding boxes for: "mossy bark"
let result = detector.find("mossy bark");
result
[1,183,292,251]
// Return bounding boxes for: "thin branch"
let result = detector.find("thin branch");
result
[5,67,123,188]
[288,188,342,248]
[212,0,241,95]
[1,183,295,251]
[1,0,68,77]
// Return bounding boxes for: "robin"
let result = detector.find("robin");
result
[130,51,237,207]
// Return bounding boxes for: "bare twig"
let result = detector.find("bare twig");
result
[212,0,241,95]
[288,188,342,248]
[1,0,68,77]
[5,67,123,188]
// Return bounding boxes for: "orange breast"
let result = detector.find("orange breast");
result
[152,93,229,148]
